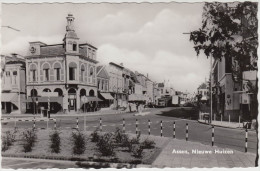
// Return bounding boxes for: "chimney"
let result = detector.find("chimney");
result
[120,63,123,67]
[147,73,148,78]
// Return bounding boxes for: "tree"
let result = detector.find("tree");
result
[189,2,258,166]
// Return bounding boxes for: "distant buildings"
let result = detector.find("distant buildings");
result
[1,54,26,114]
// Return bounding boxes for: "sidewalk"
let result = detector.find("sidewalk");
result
[152,138,256,168]
[197,119,256,132]
[1,108,153,120]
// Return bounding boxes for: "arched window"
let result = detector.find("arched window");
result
[69,62,77,81]
[43,88,51,92]
[42,63,50,81]
[89,89,95,97]
[80,64,85,82]
[68,88,76,94]
[31,89,38,97]
[54,88,63,96]
[53,62,61,81]
[89,67,94,83]
[29,63,37,82]
[80,89,86,97]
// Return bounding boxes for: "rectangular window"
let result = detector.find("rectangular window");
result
[6,71,10,77]
[44,69,49,81]
[81,70,84,82]
[73,44,77,51]
[30,70,36,81]
[69,67,75,80]
[55,68,60,81]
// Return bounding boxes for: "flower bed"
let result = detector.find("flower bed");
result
[1,128,167,165]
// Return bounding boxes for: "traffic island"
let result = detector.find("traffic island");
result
[1,127,166,168]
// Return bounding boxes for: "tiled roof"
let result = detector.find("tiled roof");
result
[40,44,65,56]
[96,65,103,73]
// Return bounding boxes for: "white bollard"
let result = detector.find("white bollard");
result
[47,119,49,129]
[245,129,248,153]
[123,118,125,133]
[148,120,151,135]
[212,125,214,146]
[229,115,230,123]
[221,115,223,125]
[214,114,216,121]
[173,121,175,139]
[186,123,188,141]
[33,117,36,129]
[99,118,102,132]
[160,121,163,137]
[76,117,79,129]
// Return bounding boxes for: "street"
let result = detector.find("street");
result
[1,107,257,153]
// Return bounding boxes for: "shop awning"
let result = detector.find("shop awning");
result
[81,96,103,103]
[26,96,63,104]
[1,93,17,102]
[100,93,114,100]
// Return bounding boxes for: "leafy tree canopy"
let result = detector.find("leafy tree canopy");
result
[190,2,258,82]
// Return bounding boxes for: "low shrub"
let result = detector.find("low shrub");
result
[71,130,86,155]
[96,133,115,156]
[21,128,37,153]
[49,130,61,153]
[131,131,141,144]
[90,129,100,142]
[141,138,155,149]
[132,144,144,158]
[2,129,17,152]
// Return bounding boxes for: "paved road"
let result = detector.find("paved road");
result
[2,107,257,153]
[1,157,79,169]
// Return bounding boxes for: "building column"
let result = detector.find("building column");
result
[76,89,80,112]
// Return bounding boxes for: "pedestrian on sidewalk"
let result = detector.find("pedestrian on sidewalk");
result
[129,102,132,113]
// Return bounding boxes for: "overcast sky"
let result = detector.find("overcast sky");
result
[1,3,210,93]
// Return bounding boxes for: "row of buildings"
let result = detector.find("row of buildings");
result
[1,14,178,115]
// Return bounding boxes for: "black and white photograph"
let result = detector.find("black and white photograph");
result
[0,0,259,169]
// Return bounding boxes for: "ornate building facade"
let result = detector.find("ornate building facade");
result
[25,14,99,114]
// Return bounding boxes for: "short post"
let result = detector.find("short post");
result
[186,123,188,141]
[239,115,241,128]
[33,117,36,129]
[47,119,49,129]
[99,118,102,132]
[173,121,175,139]
[245,128,248,153]
[212,125,214,146]
[14,117,17,128]
[54,119,56,129]
[229,114,230,123]
[136,119,138,135]
[123,118,125,133]
[84,116,86,131]
[76,117,79,129]
[221,115,223,124]
[160,120,163,137]
[148,119,151,135]
[214,114,216,121]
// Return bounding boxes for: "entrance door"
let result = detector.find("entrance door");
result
[69,99,76,112]
[6,102,12,113]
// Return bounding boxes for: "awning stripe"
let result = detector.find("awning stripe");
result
[100,93,114,100]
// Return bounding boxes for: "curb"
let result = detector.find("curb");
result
[197,120,256,132]
[2,154,151,168]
